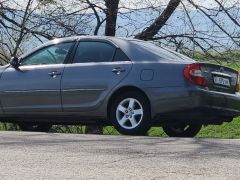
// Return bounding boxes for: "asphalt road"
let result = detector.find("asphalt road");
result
[0,131,240,180]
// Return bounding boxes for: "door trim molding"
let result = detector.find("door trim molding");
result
[61,88,105,92]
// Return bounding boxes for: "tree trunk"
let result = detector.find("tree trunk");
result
[135,0,181,40]
[104,0,120,36]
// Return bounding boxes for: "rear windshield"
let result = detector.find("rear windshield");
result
[131,40,194,62]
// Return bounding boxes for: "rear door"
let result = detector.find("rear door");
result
[61,40,132,112]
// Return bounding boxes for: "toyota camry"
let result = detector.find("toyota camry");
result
[2,36,240,137]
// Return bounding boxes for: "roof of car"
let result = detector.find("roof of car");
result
[61,36,158,62]
[22,35,155,61]
[52,35,136,41]
[48,35,142,46]
[21,35,194,63]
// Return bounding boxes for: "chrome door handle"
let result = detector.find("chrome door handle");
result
[112,67,126,74]
[48,71,62,78]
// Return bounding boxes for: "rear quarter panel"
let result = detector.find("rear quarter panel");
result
[127,61,188,88]
[100,60,195,119]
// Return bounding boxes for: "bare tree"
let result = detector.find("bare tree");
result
[105,0,120,36]
[0,0,90,63]
[135,0,181,40]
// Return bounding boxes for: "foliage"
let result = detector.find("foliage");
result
[1,117,240,138]
[1,0,240,64]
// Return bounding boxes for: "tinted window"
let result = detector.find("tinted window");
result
[131,41,193,62]
[113,49,130,62]
[21,42,74,65]
[73,41,115,63]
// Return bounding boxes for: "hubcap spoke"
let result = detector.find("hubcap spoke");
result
[128,99,135,109]
[118,105,127,113]
[134,109,143,115]
[129,116,137,127]
[118,116,128,126]
[183,125,189,131]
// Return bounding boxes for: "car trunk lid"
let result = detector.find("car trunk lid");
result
[200,63,239,94]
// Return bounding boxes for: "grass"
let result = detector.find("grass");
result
[101,116,240,139]
[1,120,240,139]
[147,117,240,138]
[197,117,240,138]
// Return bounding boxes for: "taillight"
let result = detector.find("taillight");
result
[236,84,240,92]
[236,73,240,92]
[184,63,207,86]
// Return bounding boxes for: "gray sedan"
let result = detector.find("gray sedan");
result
[3,36,240,137]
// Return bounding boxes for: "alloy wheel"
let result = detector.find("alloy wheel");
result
[116,98,144,129]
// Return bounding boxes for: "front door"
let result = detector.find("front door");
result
[0,42,74,112]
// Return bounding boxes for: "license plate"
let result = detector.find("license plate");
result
[213,76,230,87]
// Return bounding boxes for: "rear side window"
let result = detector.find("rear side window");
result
[73,41,116,63]
[113,49,130,62]
[131,40,194,62]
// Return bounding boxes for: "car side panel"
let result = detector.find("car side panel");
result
[61,61,132,112]
[0,64,64,112]
[85,61,190,119]
[0,65,9,113]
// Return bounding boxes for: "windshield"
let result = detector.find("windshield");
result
[131,40,194,62]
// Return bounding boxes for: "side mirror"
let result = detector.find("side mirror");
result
[10,57,20,69]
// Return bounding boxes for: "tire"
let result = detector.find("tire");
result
[162,123,202,137]
[18,123,52,132]
[110,91,151,135]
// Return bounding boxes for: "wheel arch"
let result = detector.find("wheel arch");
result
[107,86,151,120]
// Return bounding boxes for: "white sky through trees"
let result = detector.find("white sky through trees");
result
[8,0,240,10]
[1,0,239,62]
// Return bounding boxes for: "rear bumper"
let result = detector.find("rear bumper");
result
[146,86,240,123]
[198,89,240,115]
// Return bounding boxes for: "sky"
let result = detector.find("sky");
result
[3,0,239,53]
[8,0,240,11]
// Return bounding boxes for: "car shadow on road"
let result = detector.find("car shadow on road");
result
[0,131,239,159]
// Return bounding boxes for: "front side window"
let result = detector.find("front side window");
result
[21,42,74,66]
[73,41,116,63]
